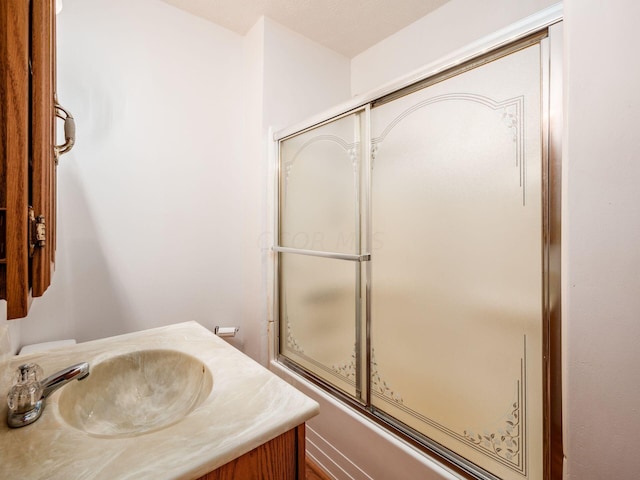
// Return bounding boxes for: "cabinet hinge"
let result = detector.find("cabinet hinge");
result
[28,207,46,257]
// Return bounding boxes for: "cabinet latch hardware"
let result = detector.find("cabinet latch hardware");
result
[28,207,46,257]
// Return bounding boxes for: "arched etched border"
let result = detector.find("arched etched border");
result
[282,134,359,192]
[371,93,526,205]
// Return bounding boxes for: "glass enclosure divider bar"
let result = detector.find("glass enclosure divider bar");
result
[363,104,373,408]
[273,137,282,357]
[355,258,362,399]
[545,21,564,480]
[541,33,552,480]
[354,110,363,401]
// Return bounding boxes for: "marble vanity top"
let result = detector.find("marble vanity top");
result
[0,322,319,479]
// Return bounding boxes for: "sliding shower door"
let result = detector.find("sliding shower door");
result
[277,33,556,480]
[277,110,368,400]
[369,43,543,480]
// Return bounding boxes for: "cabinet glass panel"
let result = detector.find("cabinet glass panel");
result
[369,44,543,480]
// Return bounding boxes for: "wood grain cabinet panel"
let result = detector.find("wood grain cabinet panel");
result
[0,0,57,319]
[197,425,306,480]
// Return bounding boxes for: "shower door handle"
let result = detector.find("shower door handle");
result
[273,246,371,262]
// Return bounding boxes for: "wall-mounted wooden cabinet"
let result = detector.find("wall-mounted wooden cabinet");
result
[1,0,59,319]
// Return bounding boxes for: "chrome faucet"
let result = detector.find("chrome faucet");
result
[7,362,90,428]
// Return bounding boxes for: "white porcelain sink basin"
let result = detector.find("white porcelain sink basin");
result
[58,349,213,438]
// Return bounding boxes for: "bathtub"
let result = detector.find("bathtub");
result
[270,360,460,480]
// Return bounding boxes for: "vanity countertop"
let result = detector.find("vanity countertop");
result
[0,321,319,479]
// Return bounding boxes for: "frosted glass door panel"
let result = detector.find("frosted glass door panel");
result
[278,111,365,400]
[370,45,543,480]
[279,253,358,397]
[280,112,364,254]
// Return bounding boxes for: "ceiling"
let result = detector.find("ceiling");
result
[158,0,450,58]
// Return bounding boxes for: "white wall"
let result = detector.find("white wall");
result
[20,0,248,346]
[0,304,20,356]
[563,0,640,478]
[239,18,268,364]
[241,17,352,365]
[261,18,351,133]
[351,0,558,95]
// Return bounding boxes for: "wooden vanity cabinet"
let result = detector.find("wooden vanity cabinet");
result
[197,425,306,480]
[0,0,58,319]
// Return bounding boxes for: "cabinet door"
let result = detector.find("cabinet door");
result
[0,0,31,317]
[0,0,57,319]
[31,0,57,298]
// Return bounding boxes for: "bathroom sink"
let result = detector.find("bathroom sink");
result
[58,349,213,437]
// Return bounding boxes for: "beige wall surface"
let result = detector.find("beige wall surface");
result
[563,0,640,478]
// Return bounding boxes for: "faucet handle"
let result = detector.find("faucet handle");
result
[7,363,44,413]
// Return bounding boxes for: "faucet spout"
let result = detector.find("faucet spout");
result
[41,362,90,399]
[7,362,90,428]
